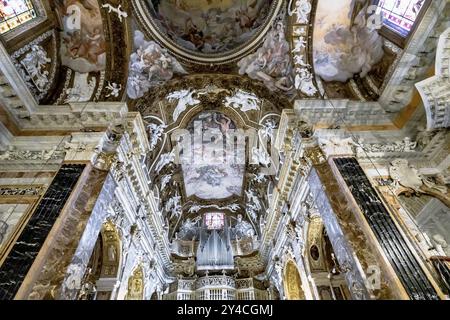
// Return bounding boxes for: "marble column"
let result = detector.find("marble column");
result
[15,123,125,300]
[303,139,407,300]
[0,164,85,300]
[14,164,110,300]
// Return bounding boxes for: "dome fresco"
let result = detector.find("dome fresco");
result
[145,0,275,55]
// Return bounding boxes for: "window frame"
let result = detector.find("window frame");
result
[372,0,432,48]
[204,212,225,230]
[0,0,47,43]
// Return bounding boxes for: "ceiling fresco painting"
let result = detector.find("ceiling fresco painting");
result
[313,0,384,82]
[2,0,448,302]
[180,111,245,200]
[238,19,295,94]
[145,0,274,54]
[127,30,187,99]
[57,0,106,73]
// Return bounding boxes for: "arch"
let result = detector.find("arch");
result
[126,265,145,300]
[304,216,349,300]
[283,260,305,300]
[306,216,327,272]
[80,221,122,300]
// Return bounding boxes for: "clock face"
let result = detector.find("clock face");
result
[204,212,224,230]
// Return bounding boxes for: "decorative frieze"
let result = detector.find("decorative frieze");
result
[0,147,66,162]
[0,185,44,196]
[415,27,450,130]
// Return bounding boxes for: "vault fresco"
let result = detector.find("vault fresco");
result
[313,0,384,82]
[145,0,273,54]
[180,111,245,200]
[57,0,107,73]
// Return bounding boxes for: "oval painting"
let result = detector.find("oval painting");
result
[145,0,275,55]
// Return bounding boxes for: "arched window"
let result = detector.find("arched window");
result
[0,0,38,34]
[374,0,430,47]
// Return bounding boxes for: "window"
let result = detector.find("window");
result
[0,0,37,34]
[204,213,224,230]
[376,0,427,37]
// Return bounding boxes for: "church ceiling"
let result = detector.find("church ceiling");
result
[181,111,245,200]
[2,0,418,250]
[5,0,406,109]
[139,75,283,243]
[139,0,278,59]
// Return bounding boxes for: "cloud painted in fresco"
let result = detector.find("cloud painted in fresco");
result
[313,0,384,82]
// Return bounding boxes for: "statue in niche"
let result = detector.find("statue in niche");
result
[107,244,117,262]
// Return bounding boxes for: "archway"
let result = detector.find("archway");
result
[283,260,305,300]
[79,221,122,300]
[306,216,349,300]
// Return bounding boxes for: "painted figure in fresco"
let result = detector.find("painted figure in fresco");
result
[213,114,232,135]
[238,20,295,93]
[58,0,106,73]
[147,0,272,54]
[127,30,187,99]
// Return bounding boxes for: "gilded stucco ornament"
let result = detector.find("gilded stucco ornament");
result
[389,159,448,198]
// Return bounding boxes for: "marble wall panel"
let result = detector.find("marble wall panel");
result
[0,164,85,300]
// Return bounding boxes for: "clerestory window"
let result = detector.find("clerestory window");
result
[0,0,38,35]
[374,0,430,47]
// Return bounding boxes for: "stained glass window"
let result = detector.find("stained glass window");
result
[0,0,37,34]
[204,212,224,230]
[376,0,426,37]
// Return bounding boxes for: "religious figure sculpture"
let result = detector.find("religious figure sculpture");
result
[238,20,295,94]
[168,89,200,122]
[147,123,167,151]
[234,214,256,239]
[154,150,176,174]
[20,45,51,91]
[224,90,260,112]
[108,244,117,262]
